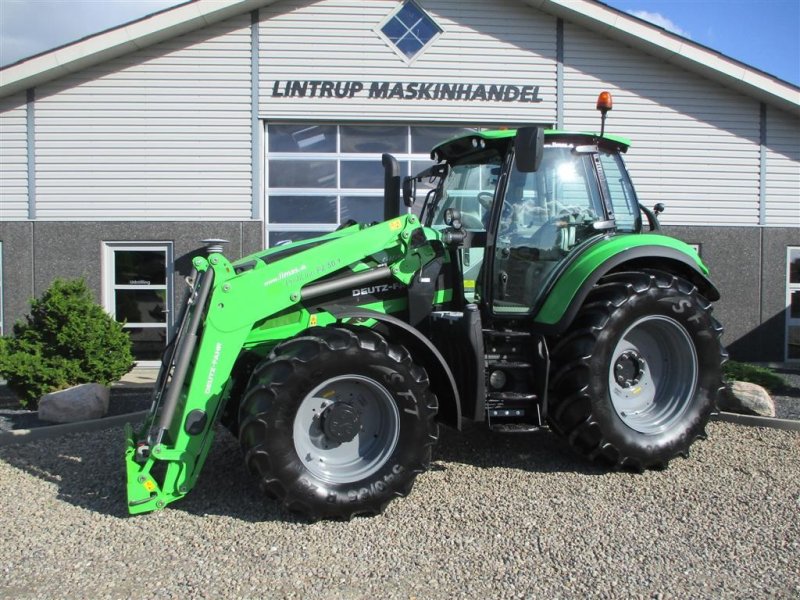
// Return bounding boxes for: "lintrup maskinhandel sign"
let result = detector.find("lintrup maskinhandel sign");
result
[271,80,543,103]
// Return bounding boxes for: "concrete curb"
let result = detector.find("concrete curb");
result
[2,410,797,448]
[0,410,149,447]
[711,411,800,432]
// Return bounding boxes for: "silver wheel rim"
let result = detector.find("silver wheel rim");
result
[293,375,400,484]
[608,315,698,435]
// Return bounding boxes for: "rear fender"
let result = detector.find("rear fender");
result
[534,236,720,335]
[324,305,462,430]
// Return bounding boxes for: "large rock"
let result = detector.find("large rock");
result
[38,383,110,423]
[718,381,775,417]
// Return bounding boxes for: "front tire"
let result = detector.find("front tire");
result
[548,270,725,470]
[239,326,438,520]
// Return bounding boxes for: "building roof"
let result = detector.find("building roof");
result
[1,0,798,115]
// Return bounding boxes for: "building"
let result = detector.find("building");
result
[0,0,798,364]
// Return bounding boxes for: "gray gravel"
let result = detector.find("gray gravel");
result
[0,421,798,599]
[773,369,800,420]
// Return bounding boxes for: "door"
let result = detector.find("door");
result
[491,146,606,315]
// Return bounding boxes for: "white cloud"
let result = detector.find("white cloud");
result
[628,10,693,39]
[1,0,180,67]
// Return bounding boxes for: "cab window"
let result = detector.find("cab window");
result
[429,157,502,231]
[599,152,640,232]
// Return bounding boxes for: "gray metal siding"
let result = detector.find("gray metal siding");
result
[0,93,29,220]
[33,16,253,221]
[765,108,800,226]
[563,23,762,227]
[258,0,558,123]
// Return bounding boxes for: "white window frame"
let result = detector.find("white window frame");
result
[374,0,443,65]
[786,246,800,363]
[102,242,174,366]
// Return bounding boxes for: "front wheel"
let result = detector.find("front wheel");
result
[548,270,725,470]
[239,326,438,520]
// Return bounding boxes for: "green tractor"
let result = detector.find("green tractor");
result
[125,93,726,519]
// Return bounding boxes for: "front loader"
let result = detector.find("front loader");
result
[125,92,726,520]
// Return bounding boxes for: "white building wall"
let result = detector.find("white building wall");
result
[258,0,558,123]
[33,15,252,221]
[562,23,762,227]
[0,93,29,220]
[765,108,800,227]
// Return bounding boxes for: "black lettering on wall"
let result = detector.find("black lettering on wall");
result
[270,80,543,103]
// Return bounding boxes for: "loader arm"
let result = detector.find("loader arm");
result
[125,214,436,514]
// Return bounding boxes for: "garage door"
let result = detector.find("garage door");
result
[264,123,476,246]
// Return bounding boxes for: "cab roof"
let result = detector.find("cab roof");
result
[431,129,632,162]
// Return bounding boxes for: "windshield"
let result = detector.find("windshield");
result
[426,155,503,230]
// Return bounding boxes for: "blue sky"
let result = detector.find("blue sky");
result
[603,0,800,85]
[1,0,798,86]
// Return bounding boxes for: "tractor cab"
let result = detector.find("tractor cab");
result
[414,127,641,315]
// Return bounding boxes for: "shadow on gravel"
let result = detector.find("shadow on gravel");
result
[0,424,297,523]
[0,428,133,519]
[432,422,606,476]
[0,420,602,523]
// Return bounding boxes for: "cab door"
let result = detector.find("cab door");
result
[490,146,607,316]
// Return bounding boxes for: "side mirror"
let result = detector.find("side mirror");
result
[402,176,416,208]
[515,126,545,172]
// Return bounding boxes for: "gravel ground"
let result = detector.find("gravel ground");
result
[0,420,798,599]
[773,369,800,420]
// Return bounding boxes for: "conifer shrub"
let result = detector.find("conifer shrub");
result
[0,279,134,408]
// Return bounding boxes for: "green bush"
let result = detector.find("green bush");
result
[0,279,134,408]
[723,360,788,394]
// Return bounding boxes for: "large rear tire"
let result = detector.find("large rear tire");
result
[239,326,438,520]
[548,270,725,470]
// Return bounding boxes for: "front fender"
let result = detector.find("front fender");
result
[323,305,462,430]
[534,234,719,334]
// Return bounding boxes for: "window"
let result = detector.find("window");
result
[430,160,502,230]
[599,152,640,232]
[787,247,800,362]
[265,124,474,247]
[104,243,173,364]
[378,1,442,61]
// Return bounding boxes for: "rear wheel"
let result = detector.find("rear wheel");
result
[548,270,725,470]
[239,326,438,520]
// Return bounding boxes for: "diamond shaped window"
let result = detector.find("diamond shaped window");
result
[380,1,442,60]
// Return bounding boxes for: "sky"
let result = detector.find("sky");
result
[0,0,798,86]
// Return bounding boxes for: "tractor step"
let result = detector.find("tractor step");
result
[486,360,533,369]
[486,391,538,402]
[483,329,531,338]
[489,423,542,433]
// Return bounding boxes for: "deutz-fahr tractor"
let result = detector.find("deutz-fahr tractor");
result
[125,93,726,520]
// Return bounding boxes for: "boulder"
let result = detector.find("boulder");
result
[38,383,110,423]
[718,381,775,417]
